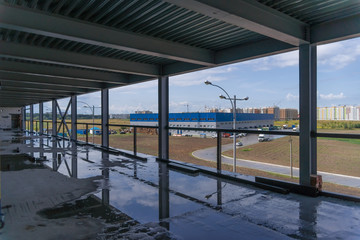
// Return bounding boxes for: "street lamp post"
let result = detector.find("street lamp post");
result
[78,101,100,144]
[205,81,249,172]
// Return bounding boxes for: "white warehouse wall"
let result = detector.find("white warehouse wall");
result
[0,107,22,129]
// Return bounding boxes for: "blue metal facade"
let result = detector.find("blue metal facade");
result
[130,112,274,122]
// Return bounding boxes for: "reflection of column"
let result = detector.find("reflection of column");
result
[158,162,169,229]
[299,199,319,239]
[52,151,57,171]
[217,179,222,206]
[101,152,110,205]
[40,137,44,158]
[30,136,34,158]
[134,160,138,178]
[71,142,78,178]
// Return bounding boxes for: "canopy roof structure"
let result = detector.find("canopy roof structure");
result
[0,0,359,107]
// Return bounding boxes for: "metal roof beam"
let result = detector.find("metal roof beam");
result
[164,0,308,46]
[0,4,215,66]
[0,89,66,97]
[215,38,296,64]
[0,71,110,89]
[0,41,159,77]
[311,14,360,44]
[163,38,296,76]
[0,82,90,94]
[0,60,129,84]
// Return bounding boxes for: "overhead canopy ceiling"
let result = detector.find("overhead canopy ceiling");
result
[0,0,359,107]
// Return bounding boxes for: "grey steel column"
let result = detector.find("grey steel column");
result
[52,100,57,137]
[101,89,109,148]
[310,45,317,175]
[71,142,78,178]
[299,44,312,186]
[39,102,43,135]
[22,106,26,131]
[158,76,169,160]
[71,95,77,142]
[30,104,34,133]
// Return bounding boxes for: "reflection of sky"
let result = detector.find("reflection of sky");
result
[26,137,360,239]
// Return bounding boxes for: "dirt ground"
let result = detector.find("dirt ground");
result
[78,133,360,197]
[223,136,360,177]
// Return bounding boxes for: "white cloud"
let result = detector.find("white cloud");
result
[319,92,345,100]
[109,103,157,113]
[317,41,360,70]
[170,65,237,87]
[244,50,299,71]
[243,38,360,71]
[286,93,298,101]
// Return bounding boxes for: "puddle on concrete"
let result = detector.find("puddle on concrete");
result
[38,195,135,224]
[0,154,46,171]
[2,129,360,240]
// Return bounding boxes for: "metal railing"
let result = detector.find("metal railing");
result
[24,120,360,173]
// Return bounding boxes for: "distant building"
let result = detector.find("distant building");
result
[317,106,360,120]
[279,108,298,121]
[130,112,274,136]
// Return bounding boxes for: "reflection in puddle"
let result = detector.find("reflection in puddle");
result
[38,195,135,224]
[1,129,360,240]
[0,154,45,171]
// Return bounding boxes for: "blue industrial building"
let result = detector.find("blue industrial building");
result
[130,112,274,136]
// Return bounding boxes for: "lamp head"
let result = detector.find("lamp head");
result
[244,96,249,101]
[219,95,226,99]
[204,80,212,85]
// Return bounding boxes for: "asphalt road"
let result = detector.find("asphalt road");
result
[192,134,360,188]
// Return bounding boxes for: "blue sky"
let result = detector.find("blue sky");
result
[46,37,360,115]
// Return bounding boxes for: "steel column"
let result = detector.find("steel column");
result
[52,100,57,137]
[39,102,43,135]
[71,95,77,142]
[299,44,315,186]
[101,89,109,148]
[310,45,317,175]
[30,104,34,133]
[21,106,26,131]
[158,76,169,160]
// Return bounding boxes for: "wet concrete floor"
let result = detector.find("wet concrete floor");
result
[1,130,360,239]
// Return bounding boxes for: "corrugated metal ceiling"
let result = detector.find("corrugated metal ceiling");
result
[0,0,359,107]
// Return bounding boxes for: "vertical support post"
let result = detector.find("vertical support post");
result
[217,131,222,171]
[310,44,317,175]
[39,102,43,135]
[101,89,109,148]
[133,127,137,156]
[30,104,34,133]
[299,44,314,186]
[22,106,26,131]
[46,122,49,135]
[71,142,78,178]
[158,76,169,160]
[71,96,77,142]
[52,100,57,137]
[86,123,89,143]
[233,95,236,172]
